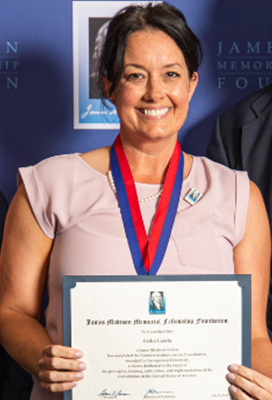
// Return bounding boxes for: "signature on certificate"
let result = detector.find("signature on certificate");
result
[144,389,175,399]
[98,389,131,398]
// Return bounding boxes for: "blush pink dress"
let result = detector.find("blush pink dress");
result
[18,154,249,400]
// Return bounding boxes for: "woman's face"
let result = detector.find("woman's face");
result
[106,29,198,145]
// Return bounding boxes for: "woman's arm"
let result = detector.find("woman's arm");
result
[230,180,272,398]
[0,184,85,393]
[234,180,271,375]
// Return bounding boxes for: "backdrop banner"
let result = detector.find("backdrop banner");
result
[1,0,272,200]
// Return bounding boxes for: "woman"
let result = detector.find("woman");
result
[0,3,272,400]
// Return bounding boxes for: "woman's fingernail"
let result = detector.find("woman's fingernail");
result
[229,364,238,372]
[227,373,236,381]
[229,385,237,394]
[79,363,86,370]
[69,381,77,388]
[76,372,84,379]
[76,351,83,358]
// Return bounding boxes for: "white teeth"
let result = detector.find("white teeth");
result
[143,108,169,116]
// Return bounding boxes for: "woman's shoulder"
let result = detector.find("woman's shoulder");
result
[192,155,249,203]
[18,148,114,237]
[21,153,82,173]
[19,148,114,196]
[80,146,111,175]
[194,155,249,179]
[19,147,111,178]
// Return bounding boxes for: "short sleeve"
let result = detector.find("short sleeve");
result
[18,153,118,239]
[18,156,68,239]
[17,154,89,239]
[234,170,250,246]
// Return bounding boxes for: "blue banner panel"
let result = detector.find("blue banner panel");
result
[1,0,272,200]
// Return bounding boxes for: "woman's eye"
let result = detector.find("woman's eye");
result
[127,73,144,80]
[166,71,180,77]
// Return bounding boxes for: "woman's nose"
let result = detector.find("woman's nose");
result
[142,77,164,102]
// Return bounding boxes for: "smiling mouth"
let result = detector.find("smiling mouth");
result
[139,108,170,116]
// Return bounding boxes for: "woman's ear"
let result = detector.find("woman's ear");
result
[102,77,115,104]
[188,72,198,102]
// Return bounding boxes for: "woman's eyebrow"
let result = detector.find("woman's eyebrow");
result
[163,63,183,68]
[124,63,145,69]
[124,63,183,69]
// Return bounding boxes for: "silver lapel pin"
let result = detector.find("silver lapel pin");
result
[184,187,203,205]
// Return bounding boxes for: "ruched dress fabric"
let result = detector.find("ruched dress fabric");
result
[18,153,249,400]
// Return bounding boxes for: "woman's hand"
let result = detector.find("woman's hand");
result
[226,364,272,399]
[38,345,86,393]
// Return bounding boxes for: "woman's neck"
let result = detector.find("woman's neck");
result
[80,135,193,185]
[120,136,192,184]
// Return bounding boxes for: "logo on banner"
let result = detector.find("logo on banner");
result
[0,41,19,89]
[217,41,272,90]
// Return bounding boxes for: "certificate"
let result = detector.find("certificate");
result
[63,275,251,400]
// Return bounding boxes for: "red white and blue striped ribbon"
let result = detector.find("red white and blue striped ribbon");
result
[110,134,184,275]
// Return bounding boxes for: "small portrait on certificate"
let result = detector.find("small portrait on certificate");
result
[149,291,165,314]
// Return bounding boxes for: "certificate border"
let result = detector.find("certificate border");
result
[63,275,251,400]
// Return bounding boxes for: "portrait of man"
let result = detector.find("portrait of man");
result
[150,291,164,313]
[89,18,109,98]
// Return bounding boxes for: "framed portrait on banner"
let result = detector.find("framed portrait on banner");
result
[73,1,151,129]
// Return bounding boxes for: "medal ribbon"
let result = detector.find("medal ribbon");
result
[110,134,184,275]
